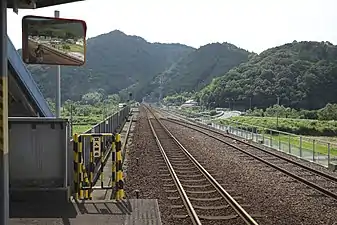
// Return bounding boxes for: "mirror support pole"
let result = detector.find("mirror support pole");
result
[0,0,9,224]
[55,10,61,118]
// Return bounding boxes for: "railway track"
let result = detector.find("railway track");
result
[144,106,261,225]
[157,110,337,202]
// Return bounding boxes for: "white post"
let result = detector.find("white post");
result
[55,10,61,118]
[328,143,331,165]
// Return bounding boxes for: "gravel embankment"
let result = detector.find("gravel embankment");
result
[162,119,337,225]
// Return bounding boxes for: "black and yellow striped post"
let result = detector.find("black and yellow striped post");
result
[111,136,116,189]
[78,135,84,199]
[100,136,104,188]
[115,134,125,200]
[80,135,90,200]
[88,136,95,200]
[82,163,90,200]
[73,133,79,199]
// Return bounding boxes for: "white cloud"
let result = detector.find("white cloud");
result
[7,0,337,53]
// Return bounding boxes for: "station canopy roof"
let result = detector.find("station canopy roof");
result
[7,0,84,9]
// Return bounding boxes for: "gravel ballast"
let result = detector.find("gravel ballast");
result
[162,119,337,225]
[124,109,184,225]
[125,107,337,224]
[150,117,256,225]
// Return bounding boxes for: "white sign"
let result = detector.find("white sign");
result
[93,137,101,158]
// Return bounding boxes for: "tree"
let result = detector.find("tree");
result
[81,91,103,105]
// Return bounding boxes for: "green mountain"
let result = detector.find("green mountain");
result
[23,30,253,103]
[198,41,337,110]
[119,42,251,101]
[25,30,195,101]
[154,42,250,96]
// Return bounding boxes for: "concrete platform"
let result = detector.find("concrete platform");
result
[10,199,161,225]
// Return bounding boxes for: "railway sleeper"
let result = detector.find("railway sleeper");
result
[165,189,177,193]
[167,196,180,200]
[170,204,184,209]
[170,161,192,165]
[189,197,222,201]
[162,178,174,182]
[185,189,217,194]
[173,163,195,167]
[198,215,238,220]
[179,179,208,183]
[193,204,233,210]
[183,184,212,188]
[169,157,188,161]
[158,166,169,170]
[175,166,197,170]
[172,214,189,219]
[175,170,199,174]
[178,174,204,178]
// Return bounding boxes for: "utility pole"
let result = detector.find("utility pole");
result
[159,76,163,103]
[128,92,132,104]
[249,97,252,110]
[276,96,280,128]
[70,104,73,137]
[55,10,61,118]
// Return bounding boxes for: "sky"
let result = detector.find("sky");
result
[7,0,337,53]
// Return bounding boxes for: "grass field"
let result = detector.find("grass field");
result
[264,133,337,156]
[68,44,84,53]
[219,116,337,156]
[67,115,103,135]
[220,116,337,136]
[53,43,84,54]
[72,124,93,134]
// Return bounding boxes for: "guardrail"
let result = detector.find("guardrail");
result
[68,106,131,194]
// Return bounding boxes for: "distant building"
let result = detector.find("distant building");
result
[119,103,127,108]
[76,39,84,46]
[180,99,198,108]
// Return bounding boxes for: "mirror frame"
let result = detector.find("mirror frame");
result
[22,15,87,66]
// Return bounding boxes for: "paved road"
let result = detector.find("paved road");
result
[27,40,83,65]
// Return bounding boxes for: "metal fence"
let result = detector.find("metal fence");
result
[206,119,337,168]
[68,106,131,193]
[164,108,337,168]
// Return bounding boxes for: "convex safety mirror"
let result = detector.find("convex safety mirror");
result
[22,15,87,66]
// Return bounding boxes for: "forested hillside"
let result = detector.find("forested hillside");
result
[26,30,194,101]
[22,32,337,110]
[23,30,251,103]
[151,42,250,97]
[197,41,337,109]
